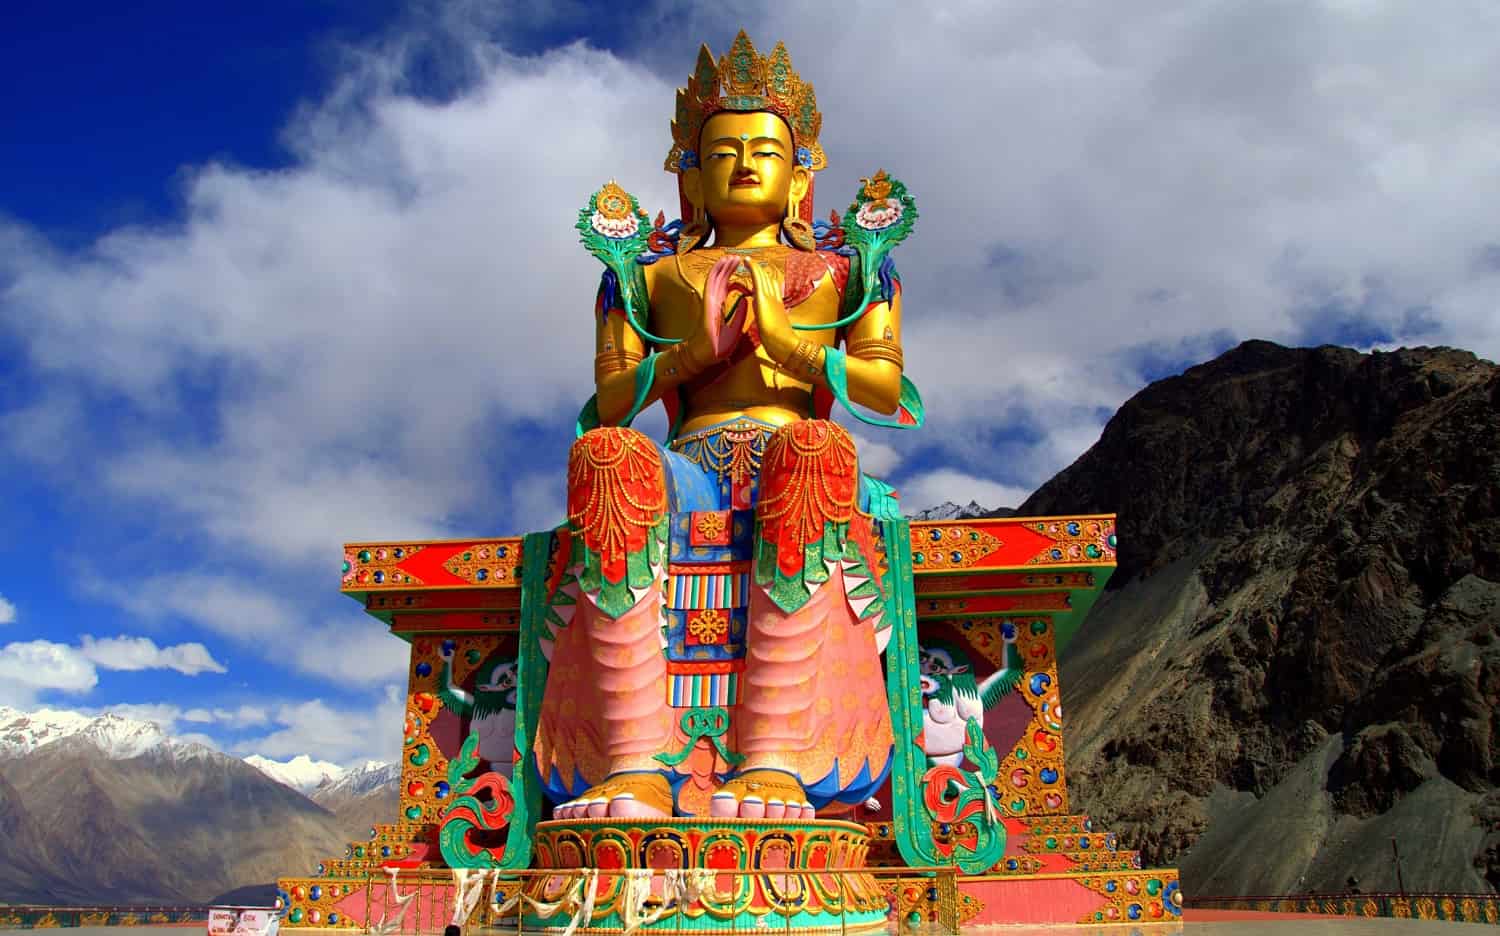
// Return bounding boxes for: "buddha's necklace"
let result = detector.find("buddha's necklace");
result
[675,243,792,304]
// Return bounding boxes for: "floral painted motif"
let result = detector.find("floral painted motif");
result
[687,608,730,644]
[855,198,905,232]
[694,511,727,542]
[590,211,641,239]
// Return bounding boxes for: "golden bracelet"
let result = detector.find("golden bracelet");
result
[593,350,643,379]
[846,337,904,367]
[806,341,826,376]
[789,340,824,378]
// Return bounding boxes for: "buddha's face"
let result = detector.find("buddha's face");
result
[686,110,809,226]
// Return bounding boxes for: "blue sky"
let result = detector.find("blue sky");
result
[3,1,1498,766]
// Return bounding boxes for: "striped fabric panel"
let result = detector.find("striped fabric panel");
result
[669,673,741,708]
[667,572,750,609]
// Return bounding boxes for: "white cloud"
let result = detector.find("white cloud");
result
[847,431,902,478]
[239,684,406,767]
[1,40,674,570]
[895,469,1033,515]
[733,0,1500,482]
[0,393,85,470]
[3,2,1500,715]
[3,694,385,764]
[87,701,270,739]
[94,702,188,729]
[0,632,231,708]
[0,594,15,625]
[87,571,300,642]
[0,640,97,707]
[82,571,406,686]
[181,704,270,728]
[79,635,227,675]
[290,618,410,686]
[506,473,567,535]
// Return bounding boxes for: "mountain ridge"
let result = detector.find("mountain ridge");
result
[1021,340,1499,894]
[0,706,181,760]
[0,708,398,904]
[909,500,1004,521]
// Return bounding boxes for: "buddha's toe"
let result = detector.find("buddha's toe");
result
[711,769,811,822]
[609,792,669,819]
[552,771,673,821]
[709,791,739,818]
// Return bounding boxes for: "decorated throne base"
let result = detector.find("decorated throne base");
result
[521,817,889,933]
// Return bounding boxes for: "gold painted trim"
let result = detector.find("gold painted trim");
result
[958,869,1180,883]
[533,816,870,835]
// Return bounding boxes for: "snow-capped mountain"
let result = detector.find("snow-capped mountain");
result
[0,704,397,905]
[0,712,353,904]
[315,760,401,799]
[908,500,1000,521]
[242,754,398,798]
[0,706,394,787]
[0,705,179,759]
[243,753,346,794]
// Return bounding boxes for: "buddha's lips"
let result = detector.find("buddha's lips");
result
[730,175,759,187]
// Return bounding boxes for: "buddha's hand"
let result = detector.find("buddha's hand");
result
[697,255,748,360]
[748,261,795,363]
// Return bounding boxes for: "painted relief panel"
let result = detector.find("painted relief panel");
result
[400,633,520,824]
[916,616,1068,818]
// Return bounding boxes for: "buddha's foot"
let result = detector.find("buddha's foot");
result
[709,769,815,820]
[554,771,672,820]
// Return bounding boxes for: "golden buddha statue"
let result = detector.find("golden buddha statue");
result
[532,31,923,823]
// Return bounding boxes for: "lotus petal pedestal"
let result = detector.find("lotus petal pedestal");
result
[520,817,889,933]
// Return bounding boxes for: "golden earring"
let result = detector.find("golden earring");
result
[782,195,816,251]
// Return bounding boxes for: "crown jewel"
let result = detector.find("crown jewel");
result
[665,30,826,175]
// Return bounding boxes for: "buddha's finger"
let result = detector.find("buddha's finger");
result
[747,260,771,300]
[703,260,738,341]
[719,296,748,355]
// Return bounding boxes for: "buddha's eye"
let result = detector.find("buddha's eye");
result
[708,151,735,160]
[754,150,783,159]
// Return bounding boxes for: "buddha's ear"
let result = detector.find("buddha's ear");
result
[681,168,704,218]
[678,168,709,253]
[789,164,811,205]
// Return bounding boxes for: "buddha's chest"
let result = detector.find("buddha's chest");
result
[643,249,851,340]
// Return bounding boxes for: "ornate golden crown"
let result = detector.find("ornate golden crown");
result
[665,30,826,175]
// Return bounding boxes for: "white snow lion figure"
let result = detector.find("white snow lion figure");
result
[436,640,518,777]
[918,628,1023,768]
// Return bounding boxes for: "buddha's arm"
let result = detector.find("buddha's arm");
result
[836,289,904,414]
[593,307,713,427]
[751,262,904,416]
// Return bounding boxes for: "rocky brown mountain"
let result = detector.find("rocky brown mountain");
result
[0,770,54,901]
[308,763,401,841]
[0,734,352,904]
[1022,341,1499,895]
